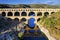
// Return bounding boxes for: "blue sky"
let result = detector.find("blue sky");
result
[0,0,60,5]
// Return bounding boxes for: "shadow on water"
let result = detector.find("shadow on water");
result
[22,24,49,40]
[22,17,48,40]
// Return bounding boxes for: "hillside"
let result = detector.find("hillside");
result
[0,4,60,8]
[39,12,60,40]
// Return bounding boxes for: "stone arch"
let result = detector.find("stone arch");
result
[51,12,55,14]
[28,12,35,16]
[8,12,13,16]
[44,12,49,16]
[21,12,27,16]
[21,18,27,22]
[37,18,40,22]
[14,12,20,16]
[1,18,5,21]
[2,12,6,16]
[14,18,19,22]
[7,18,12,21]
[37,12,42,16]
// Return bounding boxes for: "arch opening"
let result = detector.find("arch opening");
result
[37,12,42,16]
[0,18,5,21]
[28,12,35,16]
[7,18,12,22]
[8,12,13,16]
[14,18,19,22]
[44,12,49,17]
[37,18,40,22]
[14,12,20,16]
[2,12,6,16]
[51,12,55,14]
[21,18,27,22]
[21,12,27,16]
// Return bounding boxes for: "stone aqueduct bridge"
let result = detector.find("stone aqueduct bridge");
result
[0,8,60,24]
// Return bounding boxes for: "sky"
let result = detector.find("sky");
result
[0,0,60,5]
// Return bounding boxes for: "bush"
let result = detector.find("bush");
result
[39,12,60,39]
[18,32,23,38]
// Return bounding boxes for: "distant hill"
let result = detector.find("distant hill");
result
[0,4,60,8]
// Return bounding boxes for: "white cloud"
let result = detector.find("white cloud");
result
[43,0,60,5]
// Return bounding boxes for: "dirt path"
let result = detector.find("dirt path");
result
[36,23,57,40]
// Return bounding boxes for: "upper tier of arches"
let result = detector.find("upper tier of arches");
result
[1,11,55,17]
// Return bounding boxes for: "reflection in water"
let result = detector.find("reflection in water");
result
[22,25,48,40]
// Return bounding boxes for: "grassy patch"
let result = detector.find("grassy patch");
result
[39,12,60,39]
